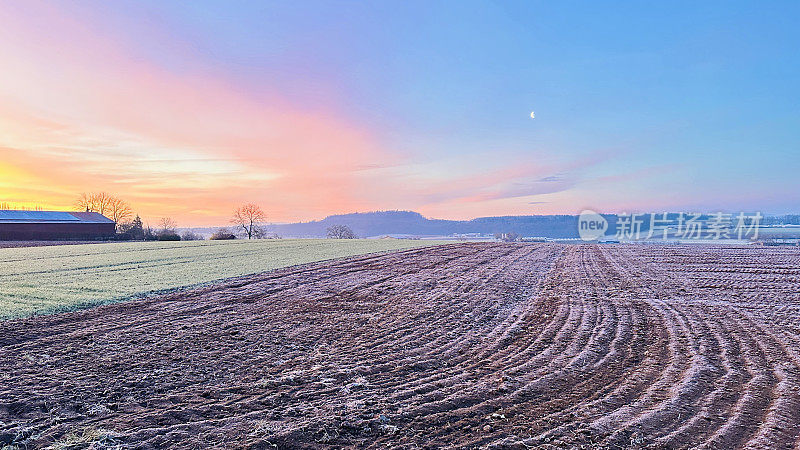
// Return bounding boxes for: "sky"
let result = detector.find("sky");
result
[0,1,797,226]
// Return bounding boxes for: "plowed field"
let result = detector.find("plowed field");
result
[1,243,800,449]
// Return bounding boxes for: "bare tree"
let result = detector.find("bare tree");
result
[76,192,114,215]
[231,203,265,239]
[76,192,133,229]
[0,203,43,210]
[107,197,133,225]
[75,192,96,213]
[326,224,357,239]
[159,217,177,235]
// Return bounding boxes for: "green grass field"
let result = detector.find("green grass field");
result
[0,239,445,319]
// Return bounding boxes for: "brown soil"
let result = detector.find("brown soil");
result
[1,243,799,449]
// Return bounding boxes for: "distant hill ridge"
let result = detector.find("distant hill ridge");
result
[270,210,600,238]
[187,210,800,239]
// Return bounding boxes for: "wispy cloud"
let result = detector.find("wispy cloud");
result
[0,2,398,223]
[0,3,649,224]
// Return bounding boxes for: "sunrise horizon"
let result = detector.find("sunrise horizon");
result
[3,3,800,449]
[1,1,798,227]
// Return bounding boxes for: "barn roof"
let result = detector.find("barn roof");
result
[0,210,115,224]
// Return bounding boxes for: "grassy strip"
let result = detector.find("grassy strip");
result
[0,239,449,320]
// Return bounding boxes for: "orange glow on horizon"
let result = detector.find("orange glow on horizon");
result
[0,2,680,226]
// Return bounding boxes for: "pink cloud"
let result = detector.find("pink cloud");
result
[0,2,636,224]
[0,1,401,223]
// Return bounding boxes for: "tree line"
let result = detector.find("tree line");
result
[74,193,357,241]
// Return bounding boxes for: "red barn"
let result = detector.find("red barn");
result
[0,210,116,240]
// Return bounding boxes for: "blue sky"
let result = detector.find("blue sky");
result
[0,1,797,223]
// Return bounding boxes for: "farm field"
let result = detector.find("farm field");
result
[2,243,800,448]
[0,239,445,319]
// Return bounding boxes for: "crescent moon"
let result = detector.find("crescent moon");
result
[530,111,535,119]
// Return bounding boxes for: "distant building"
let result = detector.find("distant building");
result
[760,238,800,246]
[0,210,116,240]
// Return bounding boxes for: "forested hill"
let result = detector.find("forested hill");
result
[269,210,605,238]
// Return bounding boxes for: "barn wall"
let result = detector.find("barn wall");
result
[0,223,116,240]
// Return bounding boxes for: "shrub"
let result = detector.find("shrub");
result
[143,227,158,241]
[210,228,237,240]
[157,233,181,241]
[181,230,202,241]
[117,215,144,240]
[326,224,357,239]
